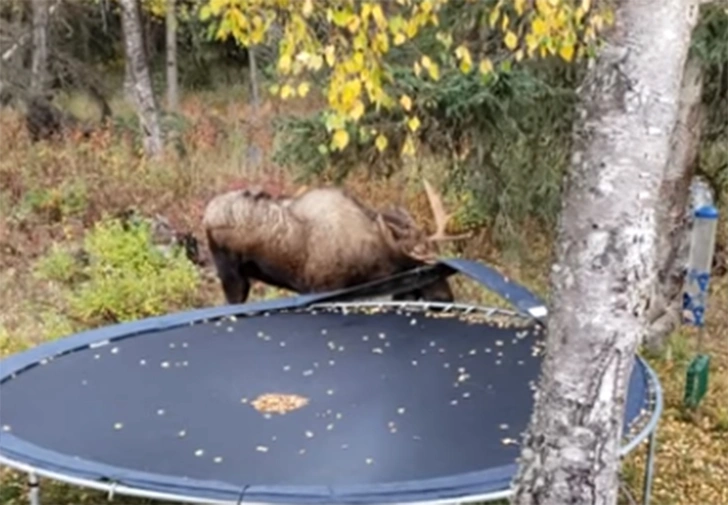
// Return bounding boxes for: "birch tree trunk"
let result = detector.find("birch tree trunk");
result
[119,0,164,157]
[644,52,706,352]
[510,1,700,504]
[30,0,49,94]
[165,0,179,112]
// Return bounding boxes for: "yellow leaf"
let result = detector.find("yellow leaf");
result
[350,100,365,120]
[421,55,432,69]
[413,61,422,76]
[281,84,295,99]
[532,17,548,37]
[504,30,518,50]
[302,0,314,17]
[309,54,324,71]
[394,32,407,45]
[427,62,440,80]
[332,129,350,151]
[324,45,336,66]
[375,134,388,152]
[488,6,500,28]
[514,0,526,15]
[371,4,387,30]
[279,53,293,73]
[297,82,311,97]
[407,116,421,132]
[479,58,494,75]
[401,135,416,157]
[455,44,473,73]
[559,43,575,62]
[400,94,413,112]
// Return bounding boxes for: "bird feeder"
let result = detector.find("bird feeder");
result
[682,202,719,409]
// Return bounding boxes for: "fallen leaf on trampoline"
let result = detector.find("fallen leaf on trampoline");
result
[214,456,223,463]
[139,359,147,365]
[499,424,509,430]
[178,430,186,437]
[305,431,314,438]
[113,423,123,430]
[2,425,11,432]
[366,458,374,464]
[195,449,204,456]
[501,438,518,445]
[157,409,165,415]
[256,446,269,452]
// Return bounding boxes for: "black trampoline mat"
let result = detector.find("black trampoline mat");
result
[0,306,546,488]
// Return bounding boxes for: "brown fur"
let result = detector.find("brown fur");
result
[202,186,454,304]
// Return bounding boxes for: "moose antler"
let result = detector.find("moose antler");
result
[423,179,473,242]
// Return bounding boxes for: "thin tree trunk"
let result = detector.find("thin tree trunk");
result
[123,61,135,104]
[119,0,164,157]
[165,0,179,112]
[510,1,699,505]
[249,45,260,110]
[644,52,706,352]
[30,0,49,94]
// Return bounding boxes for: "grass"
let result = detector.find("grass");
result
[0,90,726,505]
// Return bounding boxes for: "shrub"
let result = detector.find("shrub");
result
[35,217,202,327]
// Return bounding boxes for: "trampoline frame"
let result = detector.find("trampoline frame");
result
[0,260,663,505]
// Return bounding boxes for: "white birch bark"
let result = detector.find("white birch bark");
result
[30,0,50,93]
[165,0,179,112]
[510,1,700,504]
[119,0,164,157]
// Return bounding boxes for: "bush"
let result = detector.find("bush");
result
[35,217,202,327]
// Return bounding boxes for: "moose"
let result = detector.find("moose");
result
[202,180,470,304]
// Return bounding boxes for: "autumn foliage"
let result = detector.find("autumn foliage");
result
[198,0,613,157]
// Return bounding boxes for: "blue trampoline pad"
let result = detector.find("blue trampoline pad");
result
[0,303,658,504]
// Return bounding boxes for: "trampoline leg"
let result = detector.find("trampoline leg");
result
[642,428,658,505]
[28,472,40,505]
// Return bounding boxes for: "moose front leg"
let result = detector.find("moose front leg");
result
[209,248,251,304]
[219,271,250,304]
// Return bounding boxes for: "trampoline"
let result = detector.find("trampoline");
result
[0,259,662,505]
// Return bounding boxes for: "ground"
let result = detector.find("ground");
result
[0,90,726,505]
